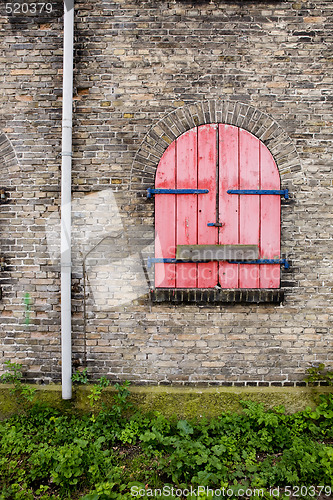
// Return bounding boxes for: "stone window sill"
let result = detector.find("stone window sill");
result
[150,288,284,304]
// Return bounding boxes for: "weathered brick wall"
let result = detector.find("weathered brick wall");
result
[0,0,332,386]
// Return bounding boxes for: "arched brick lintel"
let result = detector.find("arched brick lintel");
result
[130,100,302,194]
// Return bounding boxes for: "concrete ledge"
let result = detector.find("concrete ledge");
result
[1,384,331,420]
[151,288,284,304]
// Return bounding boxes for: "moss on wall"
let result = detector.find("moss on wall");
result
[1,384,332,420]
[125,386,332,419]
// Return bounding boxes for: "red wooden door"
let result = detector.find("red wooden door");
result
[154,124,281,289]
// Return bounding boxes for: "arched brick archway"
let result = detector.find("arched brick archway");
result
[0,132,20,300]
[130,101,302,302]
[130,100,302,195]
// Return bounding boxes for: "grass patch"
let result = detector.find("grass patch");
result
[1,364,333,499]
[0,392,333,499]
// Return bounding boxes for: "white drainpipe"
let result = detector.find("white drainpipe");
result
[61,0,74,399]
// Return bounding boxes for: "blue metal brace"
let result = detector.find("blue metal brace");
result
[147,257,290,269]
[207,222,223,227]
[227,259,290,269]
[147,188,209,198]
[227,189,289,200]
[147,258,193,268]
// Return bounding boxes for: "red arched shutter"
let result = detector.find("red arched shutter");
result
[154,124,281,289]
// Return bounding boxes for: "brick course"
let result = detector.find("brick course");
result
[0,0,332,386]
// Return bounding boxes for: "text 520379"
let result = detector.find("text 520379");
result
[5,3,53,14]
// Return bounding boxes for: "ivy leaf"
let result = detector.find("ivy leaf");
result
[177,420,194,436]
[196,453,208,465]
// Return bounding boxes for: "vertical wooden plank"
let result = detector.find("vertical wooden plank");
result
[197,124,218,288]
[176,128,198,288]
[260,143,281,288]
[239,129,260,288]
[155,141,176,287]
[218,124,239,288]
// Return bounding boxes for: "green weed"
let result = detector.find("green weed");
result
[0,381,332,499]
[305,363,333,386]
[0,360,36,407]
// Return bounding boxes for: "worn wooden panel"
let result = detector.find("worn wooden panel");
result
[197,124,218,287]
[239,129,260,288]
[176,128,198,287]
[155,141,176,287]
[260,142,281,288]
[219,124,239,288]
[155,123,282,291]
[176,244,259,261]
